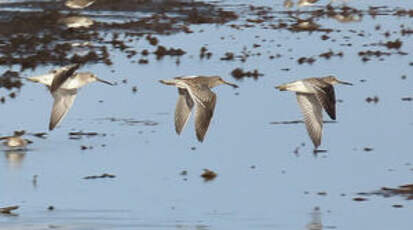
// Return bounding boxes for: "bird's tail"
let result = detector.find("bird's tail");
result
[26,76,41,83]
[159,79,178,86]
[275,84,288,91]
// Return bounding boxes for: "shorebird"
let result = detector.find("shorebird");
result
[65,0,96,9]
[1,131,30,168]
[289,16,320,31]
[27,64,113,131]
[58,16,94,29]
[283,0,294,8]
[275,75,352,149]
[298,0,319,7]
[159,76,238,142]
[332,14,362,23]
[1,136,28,148]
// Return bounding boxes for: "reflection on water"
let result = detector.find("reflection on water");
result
[306,207,322,230]
[307,206,323,230]
[4,150,26,169]
[1,132,30,169]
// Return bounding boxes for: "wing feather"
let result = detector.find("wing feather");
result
[49,88,77,130]
[189,86,216,142]
[175,88,194,134]
[314,84,336,120]
[296,93,323,148]
[183,81,210,109]
[172,79,217,142]
[50,64,80,93]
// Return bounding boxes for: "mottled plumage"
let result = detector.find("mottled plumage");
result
[160,76,238,142]
[27,64,113,131]
[276,75,352,148]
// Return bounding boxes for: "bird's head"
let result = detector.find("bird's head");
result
[210,76,239,88]
[322,75,353,86]
[79,73,114,86]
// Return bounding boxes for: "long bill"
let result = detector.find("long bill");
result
[337,80,353,86]
[222,80,239,88]
[96,77,114,86]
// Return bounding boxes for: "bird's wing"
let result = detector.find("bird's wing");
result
[314,83,336,120]
[50,64,80,93]
[0,136,13,141]
[191,86,216,142]
[183,81,210,109]
[174,88,194,135]
[296,93,323,148]
[178,80,217,142]
[49,88,78,131]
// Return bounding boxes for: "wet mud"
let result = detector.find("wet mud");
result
[0,205,19,215]
[0,0,237,70]
[358,184,413,200]
[201,169,217,182]
[83,173,116,179]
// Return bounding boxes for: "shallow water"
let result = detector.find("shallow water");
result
[0,0,412,229]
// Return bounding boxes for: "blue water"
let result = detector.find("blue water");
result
[0,0,412,229]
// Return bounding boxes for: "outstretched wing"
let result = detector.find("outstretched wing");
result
[50,64,80,93]
[49,88,77,131]
[296,93,323,148]
[174,88,194,135]
[314,83,336,120]
[190,86,216,142]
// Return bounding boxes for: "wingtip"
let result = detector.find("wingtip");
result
[48,122,55,131]
[310,137,321,150]
[175,127,182,135]
[314,141,321,149]
[196,134,205,143]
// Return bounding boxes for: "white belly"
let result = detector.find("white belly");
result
[61,77,86,90]
[285,80,314,93]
